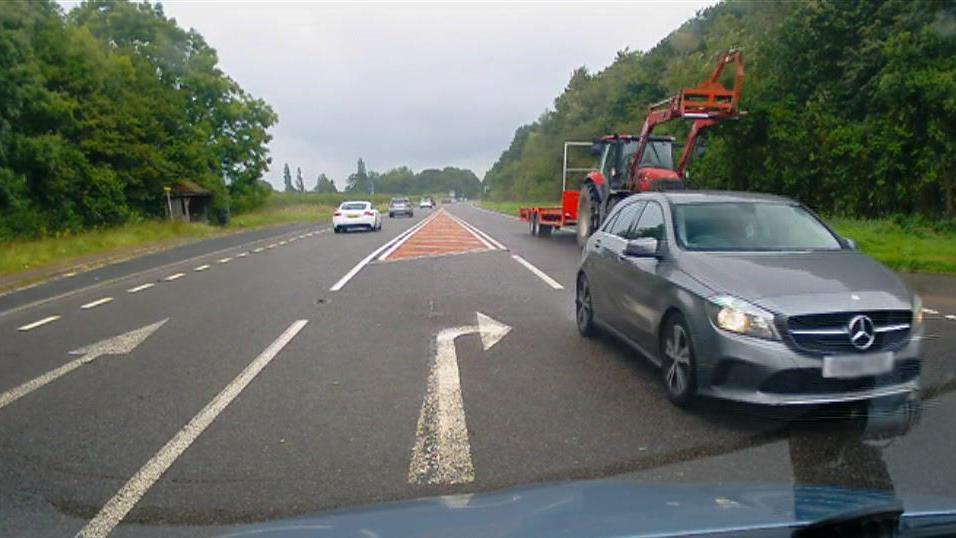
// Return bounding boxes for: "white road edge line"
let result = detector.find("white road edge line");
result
[127,283,155,294]
[76,320,308,538]
[511,254,564,290]
[17,315,61,332]
[444,211,507,250]
[194,265,210,272]
[80,297,113,310]
[472,203,520,220]
[164,273,185,281]
[376,212,441,262]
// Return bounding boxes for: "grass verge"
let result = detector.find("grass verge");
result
[478,201,956,275]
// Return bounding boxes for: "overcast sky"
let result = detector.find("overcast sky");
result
[69,1,717,189]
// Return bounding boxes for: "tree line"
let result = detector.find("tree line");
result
[0,0,277,240]
[484,0,956,221]
[278,158,481,198]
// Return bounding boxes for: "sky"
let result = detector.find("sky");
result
[66,1,717,190]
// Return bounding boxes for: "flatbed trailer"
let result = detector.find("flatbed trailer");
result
[519,142,591,237]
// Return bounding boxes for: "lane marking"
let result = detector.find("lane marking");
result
[471,204,521,221]
[252,247,264,253]
[946,315,956,321]
[237,252,249,257]
[164,273,185,281]
[0,226,327,320]
[331,214,439,290]
[444,213,494,250]
[3,319,167,411]
[80,297,113,310]
[446,211,508,250]
[266,243,278,249]
[409,313,511,485]
[194,265,210,272]
[217,257,232,264]
[17,315,61,332]
[76,320,308,538]
[922,308,938,315]
[127,283,155,294]
[376,212,442,261]
[511,254,564,289]
[278,240,287,246]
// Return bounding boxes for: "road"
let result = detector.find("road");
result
[1,204,954,536]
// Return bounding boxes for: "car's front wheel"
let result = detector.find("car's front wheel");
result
[660,314,697,407]
[575,274,597,337]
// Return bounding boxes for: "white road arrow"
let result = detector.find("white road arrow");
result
[408,312,511,485]
[0,319,167,411]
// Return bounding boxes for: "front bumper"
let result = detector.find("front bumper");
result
[693,322,923,406]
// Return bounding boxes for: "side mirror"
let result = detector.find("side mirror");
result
[844,237,857,250]
[623,237,659,258]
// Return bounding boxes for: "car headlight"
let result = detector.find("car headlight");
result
[710,295,780,340]
[913,295,923,327]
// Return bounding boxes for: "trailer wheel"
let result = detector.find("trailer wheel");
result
[530,213,539,236]
[577,183,602,248]
[538,224,552,237]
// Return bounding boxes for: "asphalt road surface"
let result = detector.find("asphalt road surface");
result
[2,204,955,537]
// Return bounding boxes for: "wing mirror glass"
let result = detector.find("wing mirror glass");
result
[844,237,857,250]
[624,237,659,258]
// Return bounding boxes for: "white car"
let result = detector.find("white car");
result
[419,197,434,209]
[333,201,381,233]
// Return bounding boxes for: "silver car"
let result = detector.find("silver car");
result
[575,191,923,407]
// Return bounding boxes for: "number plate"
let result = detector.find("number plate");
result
[822,352,893,378]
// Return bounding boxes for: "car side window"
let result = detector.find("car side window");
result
[628,201,664,240]
[607,202,644,238]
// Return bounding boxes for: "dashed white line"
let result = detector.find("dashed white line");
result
[127,283,155,294]
[267,243,277,249]
[278,240,287,246]
[217,257,232,264]
[946,314,956,321]
[76,320,308,538]
[17,315,61,332]
[164,273,185,281]
[194,264,210,272]
[237,252,249,257]
[922,308,938,314]
[511,254,564,290]
[80,297,113,310]
[252,247,264,253]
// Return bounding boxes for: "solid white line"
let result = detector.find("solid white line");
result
[217,257,232,264]
[194,264,210,272]
[445,211,507,250]
[472,204,520,220]
[331,215,438,290]
[443,212,494,249]
[511,254,564,289]
[376,212,440,262]
[17,315,61,332]
[76,320,308,538]
[127,283,155,294]
[164,273,185,281]
[81,297,113,310]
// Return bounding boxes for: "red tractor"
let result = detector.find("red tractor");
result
[520,50,745,246]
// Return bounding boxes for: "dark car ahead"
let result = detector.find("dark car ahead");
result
[575,191,923,407]
[388,197,414,218]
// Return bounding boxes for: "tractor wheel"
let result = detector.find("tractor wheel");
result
[577,183,602,248]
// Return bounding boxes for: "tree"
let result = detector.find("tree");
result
[346,157,371,194]
[283,163,294,193]
[295,167,305,192]
[313,173,337,193]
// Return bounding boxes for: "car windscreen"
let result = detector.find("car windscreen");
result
[341,203,368,210]
[673,202,843,251]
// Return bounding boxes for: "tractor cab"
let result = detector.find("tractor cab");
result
[594,135,678,192]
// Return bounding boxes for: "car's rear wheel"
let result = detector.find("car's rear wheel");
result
[575,274,597,337]
[660,314,697,407]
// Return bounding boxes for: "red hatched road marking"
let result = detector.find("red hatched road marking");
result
[385,210,492,261]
